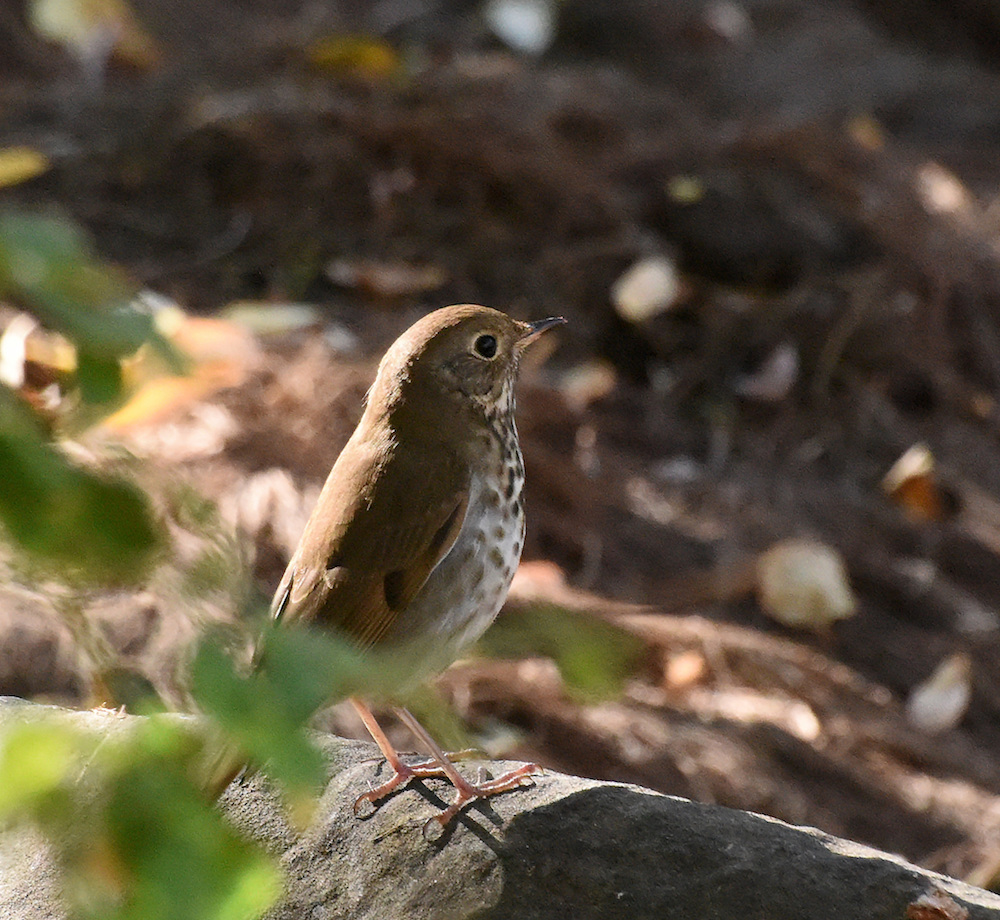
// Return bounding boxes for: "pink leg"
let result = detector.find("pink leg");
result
[393,706,540,835]
[350,697,452,815]
[350,697,540,833]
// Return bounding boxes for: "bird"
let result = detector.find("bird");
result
[269,304,565,833]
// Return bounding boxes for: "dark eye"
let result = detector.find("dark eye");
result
[474,334,497,358]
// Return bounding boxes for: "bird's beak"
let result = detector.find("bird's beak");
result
[518,316,566,347]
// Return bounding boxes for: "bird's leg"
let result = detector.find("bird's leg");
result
[350,697,461,815]
[350,698,539,831]
[393,706,540,835]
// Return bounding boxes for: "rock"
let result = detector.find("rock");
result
[2,698,999,920]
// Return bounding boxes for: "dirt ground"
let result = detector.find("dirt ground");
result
[5,0,1000,885]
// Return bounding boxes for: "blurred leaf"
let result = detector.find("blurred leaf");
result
[0,147,50,188]
[478,605,644,701]
[77,350,124,404]
[0,714,281,920]
[611,254,683,323]
[756,539,856,631]
[307,34,400,80]
[0,720,78,816]
[222,301,321,336]
[191,627,367,793]
[104,313,254,431]
[253,625,367,721]
[0,386,162,582]
[102,738,280,920]
[882,442,947,522]
[28,0,162,69]
[0,211,159,373]
[325,257,447,298]
[484,0,557,55]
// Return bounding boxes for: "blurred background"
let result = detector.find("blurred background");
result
[3,0,1000,886]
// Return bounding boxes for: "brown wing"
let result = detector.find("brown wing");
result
[271,425,469,649]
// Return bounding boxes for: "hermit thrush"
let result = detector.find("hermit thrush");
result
[271,304,565,831]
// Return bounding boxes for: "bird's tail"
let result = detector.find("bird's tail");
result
[199,736,249,801]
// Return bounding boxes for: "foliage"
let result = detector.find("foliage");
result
[0,386,160,582]
[0,625,366,920]
[479,603,644,702]
[0,209,165,581]
[0,713,281,920]
[190,624,367,796]
[0,210,300,920]
[0,209,640,920]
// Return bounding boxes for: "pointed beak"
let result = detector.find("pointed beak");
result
[518,315,567,347]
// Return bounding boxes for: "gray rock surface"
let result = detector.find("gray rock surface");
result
[2,697,999,920]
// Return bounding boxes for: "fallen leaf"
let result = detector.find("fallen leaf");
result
[307,35,400,80]
[103,313,257,431]
[325,258,447,299]
[0,147,50,188]
[906,653,972,735]
[756,539,856,631]
[883,443,946,522]
[611,255,684,323]
[662,649,707,689]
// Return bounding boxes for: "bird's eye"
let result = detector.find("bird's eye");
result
[474,334,498,359]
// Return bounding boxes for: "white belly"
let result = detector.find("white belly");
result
[381,465,525,682]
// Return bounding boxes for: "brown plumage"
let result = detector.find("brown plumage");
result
[271,304,564,832]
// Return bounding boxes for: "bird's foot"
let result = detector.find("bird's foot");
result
[421,760,541,840]
[353,755,468,817]
[353,755,541,833]
[349,698,540,832]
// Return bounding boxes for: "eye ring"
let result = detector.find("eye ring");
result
[473,334,498,359]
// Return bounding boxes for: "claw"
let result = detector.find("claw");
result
[350,698,541,831]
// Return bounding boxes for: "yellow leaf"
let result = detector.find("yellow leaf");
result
[0,147,50,188]
[307,35,400,80]
[29,0,161,68]
[882,443,946,522]
[103,315,257,430]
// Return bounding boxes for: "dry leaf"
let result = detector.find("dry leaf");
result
[916,162,973,216]
[484,0,556,56]
[847,113,886,151]
[664,175,705,205]
[558,360,617,411]
[883,443,945,522]
[0,147,50,188]
[905,887,969,920]
[307,35,400,80]
[663,649,707,689]
[222,301,322,336]
[611,255,683,323]
[103,313,257,431]
[906,653,972,735]
[325,258,447,299]
[756,539,856,631]
[29,0,161,70]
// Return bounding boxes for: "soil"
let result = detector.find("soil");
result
[4,0,1000,886]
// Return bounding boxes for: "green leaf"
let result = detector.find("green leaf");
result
[0,210,153,361]
[76,350,124,404]
[253,625,366,722]
[0,720,78,816]
[191,635,323,793]
[478,604,645,702]
[0,714,282,920]
[0,387,162,582]
[192,626,379,794]
[102,747,281,920]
